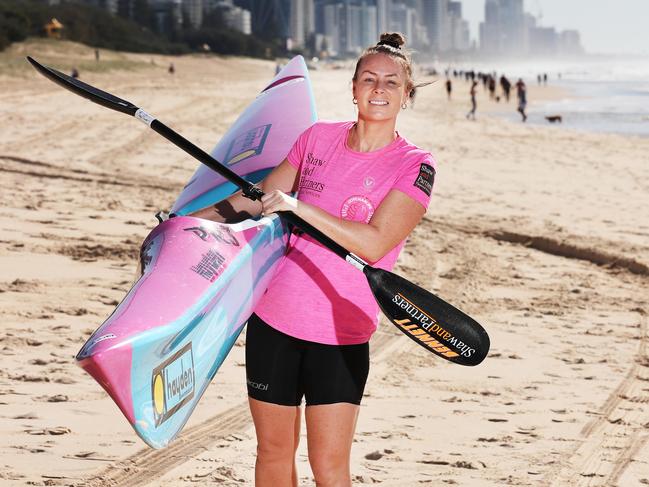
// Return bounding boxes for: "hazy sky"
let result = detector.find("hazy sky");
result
[460,0,648,55]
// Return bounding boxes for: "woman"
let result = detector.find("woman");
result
[516,78,527,122]
[193,32,436,486]
[466,80,478,120]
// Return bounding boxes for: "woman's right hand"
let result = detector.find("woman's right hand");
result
[261,190,299,216]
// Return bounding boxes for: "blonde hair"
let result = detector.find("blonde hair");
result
[352,32,415,96]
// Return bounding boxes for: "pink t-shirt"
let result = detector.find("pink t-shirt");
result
[254,121,436,345]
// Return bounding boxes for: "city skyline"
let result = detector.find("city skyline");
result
[461,0,649,55]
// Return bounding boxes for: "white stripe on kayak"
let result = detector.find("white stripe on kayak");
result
[227,214,280,232]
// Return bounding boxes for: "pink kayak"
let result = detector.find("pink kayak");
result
[76,56,317,448]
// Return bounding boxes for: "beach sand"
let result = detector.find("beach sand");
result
[1,39,648,486]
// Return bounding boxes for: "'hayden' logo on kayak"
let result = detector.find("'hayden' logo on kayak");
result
[151,343,195,427]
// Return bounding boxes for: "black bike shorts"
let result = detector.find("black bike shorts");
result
[245,313,370,406]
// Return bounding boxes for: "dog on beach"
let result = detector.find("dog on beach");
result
[545,115,563,123]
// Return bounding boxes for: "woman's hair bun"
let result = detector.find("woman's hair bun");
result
[378,32,406,49]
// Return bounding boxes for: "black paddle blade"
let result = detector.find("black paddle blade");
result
[364,267,490,366]
[26,56,139,116]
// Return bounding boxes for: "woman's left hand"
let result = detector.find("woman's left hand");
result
[260,190,299,216]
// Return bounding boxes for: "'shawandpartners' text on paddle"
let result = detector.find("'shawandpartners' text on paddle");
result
[27,56,490,366]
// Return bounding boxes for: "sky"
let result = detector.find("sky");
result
[460,0,649,55]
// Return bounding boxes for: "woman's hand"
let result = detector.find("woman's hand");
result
[260,190,299,216]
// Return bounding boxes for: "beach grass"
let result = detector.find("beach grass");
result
[0,37,155,77]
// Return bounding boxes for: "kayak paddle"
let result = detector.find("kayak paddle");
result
[27,56,490,366]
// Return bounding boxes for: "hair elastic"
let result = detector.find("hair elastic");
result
[377,40,401,50]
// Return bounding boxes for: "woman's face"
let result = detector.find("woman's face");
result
[353,53,409,123]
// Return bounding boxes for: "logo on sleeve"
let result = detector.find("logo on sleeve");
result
[413,164,435,197]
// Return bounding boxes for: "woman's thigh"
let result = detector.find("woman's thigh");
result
[249,398,301,455]
[305,403,360,467]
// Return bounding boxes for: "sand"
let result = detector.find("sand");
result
[1,39,648,486]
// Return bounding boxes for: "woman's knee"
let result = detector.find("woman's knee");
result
[309,450,350,484]
[256,434,296,464]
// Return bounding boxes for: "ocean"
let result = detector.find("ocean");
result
[454,57,649,137]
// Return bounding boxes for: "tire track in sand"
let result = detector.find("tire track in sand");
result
[547,311,649,486]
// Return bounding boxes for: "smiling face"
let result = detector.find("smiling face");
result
[352,53,410,123]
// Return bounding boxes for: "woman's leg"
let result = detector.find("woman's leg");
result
[249,398,302,487]
[305,403,360,487]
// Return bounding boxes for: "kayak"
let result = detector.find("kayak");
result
[76,56,317,449]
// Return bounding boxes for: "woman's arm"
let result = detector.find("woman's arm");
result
[261,189,426,264]
[189,159,299,222]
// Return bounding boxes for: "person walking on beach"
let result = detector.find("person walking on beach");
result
[500,75,511,102]
[516,78,527,122]
[466,80,478,120]
[192,32,435,486]
[445,77,452,100]
[488,75,496,100]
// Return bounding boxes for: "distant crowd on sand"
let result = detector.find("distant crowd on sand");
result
[441,68,554,123]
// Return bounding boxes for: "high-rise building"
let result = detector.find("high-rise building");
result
[359,2,378,48]
[559,30,583,55]
[447,0,468,51]
[479,0,501,54]
[322,2,342,55]
[289,0,314,48]
[83,0,119,14]
[223,5,252,34]
[389,2,414,43]
[529,26,558,55]
[183,0,203,29]
[376,0,390,36]
[422,0,450,52]
[149,0,183,35]
[499,0,524,55]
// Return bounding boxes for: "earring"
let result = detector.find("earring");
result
[401,102,407,109]
[353,98,358,105]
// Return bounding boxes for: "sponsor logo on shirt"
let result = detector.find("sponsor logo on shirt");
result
[341,195,375,223]
[306,152,326,167]
[300,152,328,195]
[300,177,325,193]
[363,176,375,191]
[413,163,435,197]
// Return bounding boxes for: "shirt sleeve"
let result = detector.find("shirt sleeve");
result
[286,123,316,169]
[391,154,436,209]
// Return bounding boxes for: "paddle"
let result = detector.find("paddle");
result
[27,56,490,366]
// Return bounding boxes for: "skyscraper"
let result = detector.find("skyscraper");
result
[448,0,469,51]
[359,2,378,47]
[376,0,390,36]
[323,2,342,55]
[182,0,203,29]
[422,0,449,53]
